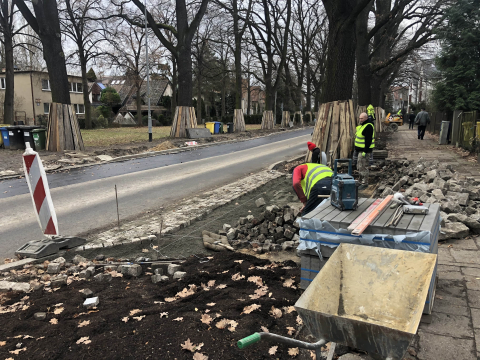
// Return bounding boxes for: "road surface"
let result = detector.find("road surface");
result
[0,129,311,259]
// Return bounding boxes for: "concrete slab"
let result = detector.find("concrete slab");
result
[186,128,212,139]
[0,257,36,271]
[419,312,473,337]
[450,249,480,264]
[438,247,456,264]
[437,264,461,273]
[465,276,480,291]
[471,308,480,329]
[446,239,478,250]
[467,289,480,308]
[433,302,469,317]
[417,331,477,360]
[438,271,465,281]
[462,267,480,277]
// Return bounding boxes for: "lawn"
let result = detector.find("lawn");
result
[81,124,263,147]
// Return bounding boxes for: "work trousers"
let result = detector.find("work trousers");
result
[301,178,332,216]
[353,149,374,166]
[418,126,426,139]
[409,121,414,129]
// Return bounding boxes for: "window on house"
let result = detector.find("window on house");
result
[0,78,5,89]
[77,83,83,92]
[44,103,50,114]
[42,79,50,90]
[75,104,85,114]
[69,82,83,92]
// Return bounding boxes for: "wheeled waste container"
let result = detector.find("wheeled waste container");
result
[227,122,234,133]
[20,126,40,150]
[213,121,222,134]
[1,127,10,148]
[205,122,215,134]
[32,128,47,150]
[7,126,25,150]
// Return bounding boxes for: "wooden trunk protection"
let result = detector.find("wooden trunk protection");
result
[261,110,274,130]
[281,111,290,128]
[306,100,385,165]
[233,109,246,132]
[170,106,197,138]
[46,103,85,152]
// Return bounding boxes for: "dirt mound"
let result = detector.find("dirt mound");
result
[149,141,177,152]
[0,252,307,360]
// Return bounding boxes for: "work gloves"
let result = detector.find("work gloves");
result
[361,152,366,157]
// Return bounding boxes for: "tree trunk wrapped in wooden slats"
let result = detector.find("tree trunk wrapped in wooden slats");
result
[45,103,85,152]
[281,111,290,127]
[306,100,384,165]
[261,110,274,130]
[294,111,303,125]
[170,106,197,138]
[233,109,245,132]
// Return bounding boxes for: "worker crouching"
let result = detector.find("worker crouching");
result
[293,162,333,216]
[353,112,375,190]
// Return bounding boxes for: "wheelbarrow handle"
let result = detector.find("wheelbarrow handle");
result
[237,333,261,349]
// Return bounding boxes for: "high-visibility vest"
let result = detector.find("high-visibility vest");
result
[397,109,402,115]
[354,123,375,149]
[300,163,333,199]
[367,105,375,118]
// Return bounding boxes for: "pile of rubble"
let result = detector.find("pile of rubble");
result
[374,158,480,239]
[220,198,302,253]
[0,254,186,294]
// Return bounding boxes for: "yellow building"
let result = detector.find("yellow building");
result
[0,70,86,124]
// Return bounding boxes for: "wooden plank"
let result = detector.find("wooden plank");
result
[338,102,346,158]
[330,101,340,159]
[63,105,73,150]
[69,105,79,150]
[351,195,393,235]
[46,105,52,151]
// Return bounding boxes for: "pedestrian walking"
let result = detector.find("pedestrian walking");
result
[414,107,430,140]
[408,111,416,129]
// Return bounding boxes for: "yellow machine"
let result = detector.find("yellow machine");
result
[383,113,403,132]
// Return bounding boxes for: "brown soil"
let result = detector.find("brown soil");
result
[0,252,316,360]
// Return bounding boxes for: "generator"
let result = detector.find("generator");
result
[330,159,359,211]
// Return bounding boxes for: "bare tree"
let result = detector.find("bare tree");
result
[60,0,109,128]
[16,0,71,103]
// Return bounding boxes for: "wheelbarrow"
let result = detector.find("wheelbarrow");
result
[238,243,437,360]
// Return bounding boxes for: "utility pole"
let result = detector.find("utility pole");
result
[144,0,152,142]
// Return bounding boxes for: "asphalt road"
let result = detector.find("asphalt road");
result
[0,129,311,259]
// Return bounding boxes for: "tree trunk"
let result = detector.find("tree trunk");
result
[321,0,358,103]
[171,56,177,119]
[355,2,372,106]
[196,72,202,124]
[78,50,92,129]
[3,29,14,124]
[136,84,142,125]
[247,76,251,115]
[176,45,193,107]
[306,63,312,112]
[233,1,242,110]
[32,0,71,104]
[221,75,226,118]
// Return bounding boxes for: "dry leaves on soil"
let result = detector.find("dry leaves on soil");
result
[247,276,263,287]
[165,297,177,302]
[193,352,208,360]
[283,278,296,289]
[269,306,282,319]
[261,326,269,333]
[173,317,183,322]
[9,348,26,355]
[268,346,278,355]
[207,280,216,287]
[78,320,90,328]
[296,316,303,325]
[216,284,227,289]
[286,327,295,335]
[133,315,146,321]
[206,303,216,307]
[0,341,6,346]
[176,285,197,298]
[242,304,261,314]
[288,347,299,357]
[53,307,64,315]
[234,260,244,264]
[49,318,58,325]
[129,309,142,316]
[215,319,238,332]
[160,312,168,318]
[181,339,204,352]
[201,314,213,325]
[121,317,129,323]
[284,306,296,314]
[231,273,245,281]
[76,337,91,345]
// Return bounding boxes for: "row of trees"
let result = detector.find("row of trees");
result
[0,0,450,129]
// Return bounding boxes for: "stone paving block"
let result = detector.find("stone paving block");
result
[432,302,469,317]
[465,276,480,291]
[437,264,461,273]
[47,263,61,274]
[173,271,186,279]
[416,331,477,360]
[438,271,464,281]
[471,308,480,329]
[450,249,480,264]
[462,267,480,277]
[419,312,473,337]
[467,289,480,308]
[168,264,182,275]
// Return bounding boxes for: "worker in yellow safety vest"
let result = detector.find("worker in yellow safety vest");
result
[353,112,375,190]
[293,162,333,215]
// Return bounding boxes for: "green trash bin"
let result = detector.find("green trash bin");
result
[32,128,47,150]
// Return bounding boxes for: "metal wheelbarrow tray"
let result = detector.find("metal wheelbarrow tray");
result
[295,243,437,360]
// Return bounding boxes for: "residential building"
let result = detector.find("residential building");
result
[241,80,265,115]
[386,86,409,112]
[407,59,438,110]
[0,70,86,124]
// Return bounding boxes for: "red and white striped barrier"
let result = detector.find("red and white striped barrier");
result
[22,143,59,235]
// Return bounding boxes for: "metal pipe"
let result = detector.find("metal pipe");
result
[259,332,326,350]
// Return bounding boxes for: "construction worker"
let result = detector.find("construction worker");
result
[353,112,375,190]
[307,141,321,163]
[397,109,403,117]
[293,161,333,216]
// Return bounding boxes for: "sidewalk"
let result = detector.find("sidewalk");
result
[387,125,480,360]
[387,125,480,180]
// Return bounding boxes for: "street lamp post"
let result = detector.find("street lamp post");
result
[144,0,152,142]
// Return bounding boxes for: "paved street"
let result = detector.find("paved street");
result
[389,125,480,360]
[0,129,311,259]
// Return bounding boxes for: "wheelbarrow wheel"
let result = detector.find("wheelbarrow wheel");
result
[389,123,399,132]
